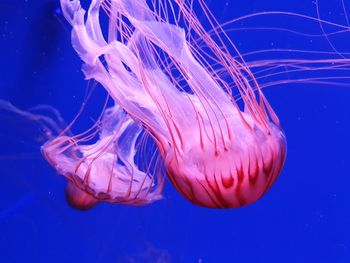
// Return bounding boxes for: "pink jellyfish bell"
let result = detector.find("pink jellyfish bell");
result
[59,0,286,208]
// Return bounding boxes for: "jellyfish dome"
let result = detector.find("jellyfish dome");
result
[56,0,287,208]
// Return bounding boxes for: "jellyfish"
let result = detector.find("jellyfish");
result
[42,103,164,210]
[0,97,163,210]
[52,0,287,209]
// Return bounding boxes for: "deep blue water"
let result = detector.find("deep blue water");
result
[0,0,349,262]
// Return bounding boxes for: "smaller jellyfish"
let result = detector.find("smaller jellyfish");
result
[60,0,286,208]
[42,104,164,210]
[0,99,164,210]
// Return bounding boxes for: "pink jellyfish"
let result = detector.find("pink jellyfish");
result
[51,0,287,209]
[42,103,164,210]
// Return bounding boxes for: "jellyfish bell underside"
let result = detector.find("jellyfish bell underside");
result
[57,0,287,208]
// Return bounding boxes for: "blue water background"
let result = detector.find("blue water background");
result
[0,0,349,262]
